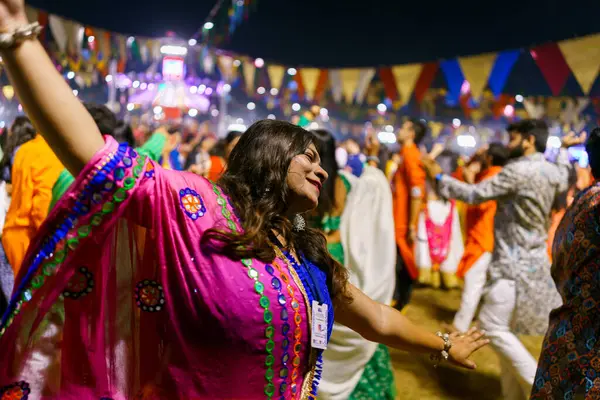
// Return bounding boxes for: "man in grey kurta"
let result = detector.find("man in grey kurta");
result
[423,119,581,399]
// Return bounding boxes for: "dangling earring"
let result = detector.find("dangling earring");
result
[293,214,306,232]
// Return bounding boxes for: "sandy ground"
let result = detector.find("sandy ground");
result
[390,287,544,399]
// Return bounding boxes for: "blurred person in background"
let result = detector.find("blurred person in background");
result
[0,117,35,316]
[2,116,63,275]
[392,118,428,310]
[312,129,397,399]
[449,143,509,333]
[415,149,464,290]
[423,120,583,399]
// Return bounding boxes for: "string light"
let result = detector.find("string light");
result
[247,102,256,110]
[254,58,265,68]
[67,71,75,79]
[270,88,279,96]
[257,86,266,95]
[292,103,301,112]
[127,103,135,111]
[188,38,197,46]
[515,94,524,102]
[377,103,387,113]
[204,22,214,30]
[267,114,276,120]
[287,68,297,76]
[222,84,231,93]
[188,109,198,117]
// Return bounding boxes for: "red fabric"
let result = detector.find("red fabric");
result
[456,166,502,278]
[379,67,399,102]
[414,62,439,103]
[530,43,571,96]
[314,70,329,103]
[392,143,426,279]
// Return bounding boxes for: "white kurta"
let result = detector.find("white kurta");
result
[415,199,464,273]
[319,166,396,400]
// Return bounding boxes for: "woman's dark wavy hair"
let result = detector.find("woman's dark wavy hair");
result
[311,129,338,220]
[202,120,351,304]
[0,116,37,182]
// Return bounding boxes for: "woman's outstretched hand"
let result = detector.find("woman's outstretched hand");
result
[447,327,489,369]
[0,0,27,33]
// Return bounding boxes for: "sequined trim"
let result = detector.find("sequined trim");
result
[0,144,146,337]
[211,182,276,398]
[0,380,31,399]
[62,266,94,299]
[266,263,294,397]
[135,280,165,312]
[269,260,303,398]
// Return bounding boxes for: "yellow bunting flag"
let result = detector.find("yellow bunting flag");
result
[355,69,376,105]
[340,69,362,104]
[242,58,256,95]
[391,64,422,106]
[267,65,285,91]
[558,34,600,94]
[301,68,321,100]
[458,53,497,101]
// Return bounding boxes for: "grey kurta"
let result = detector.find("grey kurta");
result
[437,151,570,335]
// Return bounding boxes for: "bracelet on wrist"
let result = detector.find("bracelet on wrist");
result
[0,22,42,50]
[430,331,452,368]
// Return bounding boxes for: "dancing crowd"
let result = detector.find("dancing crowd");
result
[0,2,599,399]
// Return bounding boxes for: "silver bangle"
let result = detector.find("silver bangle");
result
[430,331,452,368]
[0,22,43,50]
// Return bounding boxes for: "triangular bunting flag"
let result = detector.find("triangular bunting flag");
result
[458,52,496,101]
[329,70,343,103]
[300,68,320,100]
[314,70,329,103]
[488,50,520,97]
[355,69,376,105]
[267,65,285,91]
[218,55,235,82]
[531,43,570,96]
[558,34,600,94]
[391,64,422,106]
[48,14,68,53]
[340,69,362,104]
[243,59,256,95]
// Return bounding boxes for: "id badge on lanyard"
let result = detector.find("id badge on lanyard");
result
[311,301,328,350]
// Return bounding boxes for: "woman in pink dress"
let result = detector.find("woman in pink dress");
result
[0,3,488,399]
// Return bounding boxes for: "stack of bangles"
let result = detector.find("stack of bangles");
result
[430,331,452,368]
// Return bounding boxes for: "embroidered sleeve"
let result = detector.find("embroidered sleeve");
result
[0,136,150,334]
[437,164,520,205]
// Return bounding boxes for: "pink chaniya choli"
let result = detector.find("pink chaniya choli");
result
[424,200,455,266]
[0,136,333,399]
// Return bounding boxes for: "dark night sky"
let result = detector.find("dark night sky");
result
[28,0,600,68]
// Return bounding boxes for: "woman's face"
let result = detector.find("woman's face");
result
[286,143,328,213]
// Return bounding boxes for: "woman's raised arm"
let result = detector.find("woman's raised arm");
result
[0,2,104,175]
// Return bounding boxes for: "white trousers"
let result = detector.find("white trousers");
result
[453,252,492,332]
[478,279,536,400]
